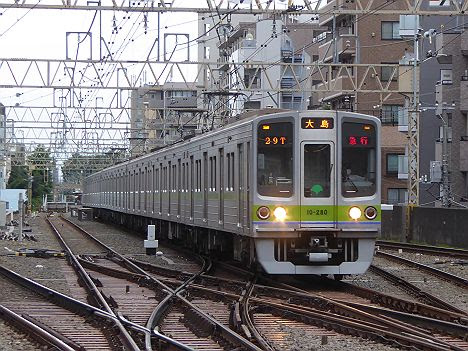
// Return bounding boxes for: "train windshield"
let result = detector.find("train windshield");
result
[303,144,331,198]
[342,122,377,197]
[257,121,293,197]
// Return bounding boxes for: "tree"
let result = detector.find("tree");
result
[28,146,54,210]
[62,150,127,183]
[7,166,28,189]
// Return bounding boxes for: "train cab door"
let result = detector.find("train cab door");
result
[300,142,336,228]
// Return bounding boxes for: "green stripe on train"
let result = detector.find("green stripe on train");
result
[252,205,381,222]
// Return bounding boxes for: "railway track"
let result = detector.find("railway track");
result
[120,252,468,350]
[0,264,124,350]
[57,216,468,350]
[376,240,468,259]
[57,216,262,351]
[371,252,467,315]
[375,250,468,289]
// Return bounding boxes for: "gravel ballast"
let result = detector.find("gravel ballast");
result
[1,211,467,350]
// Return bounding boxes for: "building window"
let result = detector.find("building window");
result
[381,21,400,40]
[381,105,401,125]
[204,23,210,36]
[204,47,210,59]
[387,188,407,204]
[244,68,261,88]
[381,63,397,81]
[386,154,401,175]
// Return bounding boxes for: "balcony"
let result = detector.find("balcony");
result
[461,137,468,172]
[164,96,197,109]
[435,32,458,64]
[281,43,304,63]
[319,0,356,26]
[461,78,468,113]
[318,34,356,63]
[398,109,408,132]
[312,74,355,102]
[398,155,408,180]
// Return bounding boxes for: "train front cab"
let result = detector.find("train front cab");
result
[253,111,381,275]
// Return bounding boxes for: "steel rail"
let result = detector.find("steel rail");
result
[131,254,468,326]
[143,256,211,351]
[250,299,462,351]
[46,218,141,350]
[54,217,192,351]
[184,280,465,351]
[239,281,275,351]
[376,251,468,288]
[369,265,467,316]
[0,263,184,345]
[62,216,263,351]
[0,305,75,351]
[376,241,468,259]
[83,256,468,350]
[192,279,468,339]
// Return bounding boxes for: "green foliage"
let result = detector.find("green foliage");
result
[62,151,126,183]
[7,145,54,211]
[7,166,28,189]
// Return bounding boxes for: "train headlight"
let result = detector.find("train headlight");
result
[257,206,270,220]
[364,206,378,220]
[348,207,362,220]
[273,207,287,221]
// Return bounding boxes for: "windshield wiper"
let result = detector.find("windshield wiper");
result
[344,176,358,193]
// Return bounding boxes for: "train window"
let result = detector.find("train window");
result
[303,144,331,198]
[257,121,293,197]
[342,122,377,197]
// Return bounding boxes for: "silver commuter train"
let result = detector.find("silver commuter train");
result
[82,110,381,277]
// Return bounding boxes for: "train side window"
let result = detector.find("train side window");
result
[227,153,231,191]
[213,156,217,191]
[144,167,148,211]
[257,121,293,197]
[190,156,194,219]
[230,153,234,191]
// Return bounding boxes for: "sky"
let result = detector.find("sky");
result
[0,0,289,169]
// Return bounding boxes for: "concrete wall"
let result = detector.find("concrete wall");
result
[381,205,468,249]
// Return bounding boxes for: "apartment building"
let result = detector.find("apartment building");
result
[129,83,201,157]
[198,14,324,119]
[433,26,468,204]
[311,0,414,204]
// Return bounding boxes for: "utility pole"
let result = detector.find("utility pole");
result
[27,166,33,214]
[18,192,23,242]
[408,17,420,206]
[438,106,455,207]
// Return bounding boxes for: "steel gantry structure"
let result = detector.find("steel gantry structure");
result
[0,0,467,15]
[0,0,464,201]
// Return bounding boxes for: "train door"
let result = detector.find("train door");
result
[300,142,336,228]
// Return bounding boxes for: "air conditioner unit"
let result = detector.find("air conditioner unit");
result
[430,161,442,183]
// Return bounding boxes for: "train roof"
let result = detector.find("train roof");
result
[85,109,380,179]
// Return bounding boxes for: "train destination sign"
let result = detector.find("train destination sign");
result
[342,123,375,148]
[259,122,292,147]
[301,117,334,130]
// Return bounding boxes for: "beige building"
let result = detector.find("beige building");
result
[129,83,202,157]
[198,14,324,119]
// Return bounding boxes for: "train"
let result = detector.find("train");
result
[82,109,381,278]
